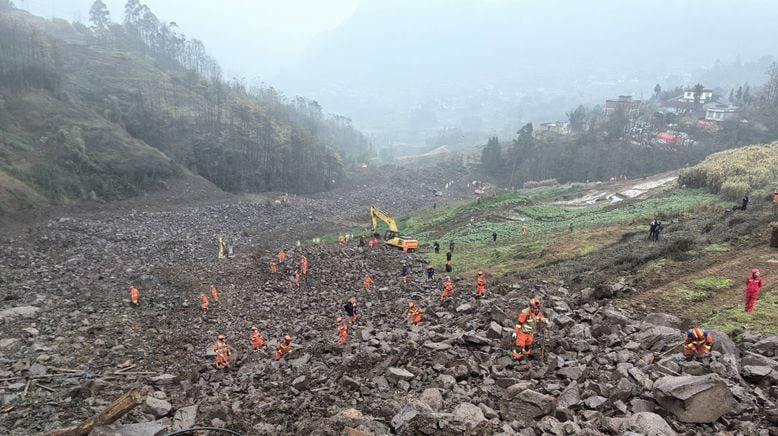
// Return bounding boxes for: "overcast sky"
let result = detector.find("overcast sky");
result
[16,0,361,79]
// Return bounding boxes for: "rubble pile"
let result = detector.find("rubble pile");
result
[1,179,777,435]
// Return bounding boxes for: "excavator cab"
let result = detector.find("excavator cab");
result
[370,206,418,252]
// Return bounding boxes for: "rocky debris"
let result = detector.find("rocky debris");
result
[607,412,677,436]
[171,405,198,431]
[500,386,554,419]
[149,374,177,385]
[451,402,486,429]
[653,374,735,423]
[418,388,443,412]
[387,367,415,381]
[91,422,168,436]
[0,306,40,320]
[143,396,173,418]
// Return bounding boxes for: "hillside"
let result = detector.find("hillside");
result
[0,5,370,212]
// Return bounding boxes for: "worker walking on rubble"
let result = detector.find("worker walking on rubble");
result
[301,255,308,275]
[199,293,209,311]
[363,274,374,291]
[338,234,346,247]
[512,297,548,361]
[294,270,300,287]
[401,263,409,284]
[274,335,293,361]
[213,334,231,369]
[684,327,713,361]
[440,276,454,302]
[249,326,265,351]
[210,284,219,303]
[407,302,424,326]
[745,268,763,313]
[269,260,277,273]
[337,317,349,343]
[475,271,486,297]
[277,249,286,264]
[522,223,528,237]
[129,285,139,305]
[344,296,358,324]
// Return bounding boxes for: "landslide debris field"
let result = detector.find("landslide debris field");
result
[2,171,778,435]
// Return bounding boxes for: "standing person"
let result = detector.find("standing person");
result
[445,262,453,273]
[213,335,232,369]
[653,220,663,241]
[475,271,487,297]
[433,241,440,254]
[648,219,657,240]
[492,231,497,242]
[337,317,349,343]
[210,284,219,303]
[269,260,277,273]
[446,251,453,262]
[227,240,234,258]
[338,234,346,247]
[773,188,778,214]
[359,235,365,247]
[449,240,455,252]
[512,297,548,361]
[569,222,574,233]
[522,223,528,237]
[401,263,409,284]
[218,237,227,259]
[129,285,139,305]
[293,270,300,287]
[407,302,424,326]
[745,268,763,313]
[440,276,454,303]
[742,193,750,211]
[277,249,286,265]
[199,293,209,311]
[363,274,374,291]
[426,265,435,280]
[344,296,358,324]
[300,255,308,275]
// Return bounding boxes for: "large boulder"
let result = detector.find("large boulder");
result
[607,412,677,436]
[709,330,739,356]
[754,335,778,357]
[636,326,682,351]
[451,402,486,429]
[0,306,40,321]
[418,388,443,412]
[91,422,167,436]
[652,374,735,423]
[640,313,689,330]
[391,400,434,431]
[172,405,198,431]
[500,387,554,419]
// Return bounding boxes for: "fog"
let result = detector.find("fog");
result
[16,0,778,149]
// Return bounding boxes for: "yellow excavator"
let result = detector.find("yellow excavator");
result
[369,206,418,252]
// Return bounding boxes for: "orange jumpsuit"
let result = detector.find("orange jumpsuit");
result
[250,330,265,350]
[408,305,424,326]
[294,271,300,287]
[338,235,346,247]
[270,261,277,273]
[210,285,219,303]
[475,277,486,296]
[363,275,373,291]
[513,308,545,359]
[278,250,285,264]
[213,340,231,368]
[301,256,308,275]
[199,293,209,310]
[130,286,139,305]
[338,322,349,343]
[440,279,454,302]
[522,224,528,236]
[683,329,713,360]
[274,340,292,361]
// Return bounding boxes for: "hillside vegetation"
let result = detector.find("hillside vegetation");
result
[0,3,370,211]
[678,142,778,200]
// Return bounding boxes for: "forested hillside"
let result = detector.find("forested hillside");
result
[0,1,371,211]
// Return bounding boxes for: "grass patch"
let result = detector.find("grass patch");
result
[706,286,778,335]
[703,243,730,253]
[691,276,733,290]
[672,286,712,304]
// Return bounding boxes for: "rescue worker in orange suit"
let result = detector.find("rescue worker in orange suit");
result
[210,284,219,303]
[294,270,300,287]
[337,317,349,343]
[522,223,528,236]
[269,261,277,273]
[249,326,265,351]
[407,302,424,326]
[301,255,308,275]
[363,274,374,291]
[274,335,292,361]
[773,188,778,214]
[199,293,209,310]
[338,235,346,247]
[344,296,358,324]
[684,328,713,361]
[512,297,547,360]
[745,268,763,313]
[475,271,486,297]
[440,276,454,302]
[130,285,139,305]
[213,334,231,369]
[277,249,286,264]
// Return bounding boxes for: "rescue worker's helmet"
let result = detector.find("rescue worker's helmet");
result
[478,271,483,275]
[752,268,760,274]
[251,326,257,331]
[691,328,704,340]
[529,297,541,308]
[284,335,291,341]
[218,334,226,340]
[336,317,342,322]
[408,302,414,307]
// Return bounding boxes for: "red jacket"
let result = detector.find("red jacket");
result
[746,276,763,293]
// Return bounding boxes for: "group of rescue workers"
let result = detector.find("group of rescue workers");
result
[128,226,766,369]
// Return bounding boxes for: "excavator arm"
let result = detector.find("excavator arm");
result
[370,206,399,233]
